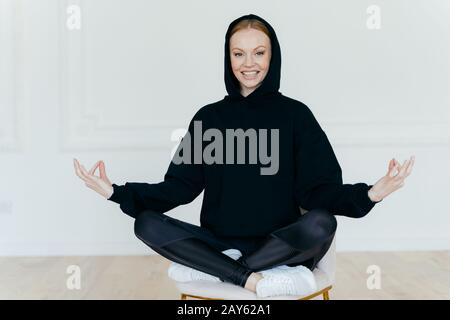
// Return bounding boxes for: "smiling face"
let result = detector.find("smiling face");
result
[229,28,272,97]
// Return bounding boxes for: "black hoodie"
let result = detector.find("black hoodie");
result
[107,14,380,237]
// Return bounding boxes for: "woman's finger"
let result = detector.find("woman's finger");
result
[84,167,102,184]
[73,159,87,181]
[389,159,399,177]
[74,159,100,187]
[80,164,96,183]
[388,158,395,171]
[99,161,107,179]
[76,161,87,177]
[81,165,92,178]
[391,159,403,178]
[89,161,100,175]
[397,159,410,178]
[73,159,81,176]
[73,158,81,174]
[405,155,415,176]
[389,164,397,177]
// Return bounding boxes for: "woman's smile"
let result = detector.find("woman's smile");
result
[241,70,260,80]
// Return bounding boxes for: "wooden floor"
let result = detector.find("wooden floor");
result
[1,251,449,299]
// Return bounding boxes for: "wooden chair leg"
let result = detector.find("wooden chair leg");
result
[323,290,330,300]
[180,293,187,300]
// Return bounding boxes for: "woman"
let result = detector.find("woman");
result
[73,14,414,298]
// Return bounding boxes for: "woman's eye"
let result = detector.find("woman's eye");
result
[233,51,264,57]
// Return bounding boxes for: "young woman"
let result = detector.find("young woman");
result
[74,14,414,298]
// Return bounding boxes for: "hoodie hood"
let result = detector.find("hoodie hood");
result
[224,14,282,102]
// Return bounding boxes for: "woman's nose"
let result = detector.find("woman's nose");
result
[244,55,255,67]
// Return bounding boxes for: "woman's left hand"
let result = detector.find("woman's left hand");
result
[368,155,415,202]
[73,158,113,199]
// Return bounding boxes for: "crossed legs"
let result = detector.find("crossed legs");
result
[133,208,337,291]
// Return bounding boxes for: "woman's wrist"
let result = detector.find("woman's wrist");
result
[368,187,383,203]
[106,184,114,200]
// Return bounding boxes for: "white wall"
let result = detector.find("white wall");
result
[1,0,449,256]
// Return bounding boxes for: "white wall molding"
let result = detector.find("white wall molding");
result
[0,241,148,256]
[336,235,450,252]
[2,234,450,256]
[323,120,450,147]
[0,0,23,152]
[58,0,185,152]
[56,1,450,151]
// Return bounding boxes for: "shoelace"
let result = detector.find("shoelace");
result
[263,274,292,285]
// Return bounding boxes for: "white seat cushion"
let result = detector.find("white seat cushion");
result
[174,268,332,300]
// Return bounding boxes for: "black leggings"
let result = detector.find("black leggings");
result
[133,208,337,288]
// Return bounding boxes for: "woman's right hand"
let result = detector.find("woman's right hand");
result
[73,158,114,199]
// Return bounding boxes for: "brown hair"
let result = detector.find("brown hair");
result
[229,19,270,40]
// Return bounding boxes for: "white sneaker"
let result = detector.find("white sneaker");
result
[167,248,242,282]
[221,248,242,260]
[259,264,309,277]
[256,265,317,298]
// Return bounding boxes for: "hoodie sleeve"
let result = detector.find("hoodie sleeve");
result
[107,110,205,218]
[294,105,381,218]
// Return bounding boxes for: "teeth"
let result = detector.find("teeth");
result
[242,71,258,75]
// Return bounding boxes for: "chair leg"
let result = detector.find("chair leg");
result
[323,290,330,300]
[180,293,187,300]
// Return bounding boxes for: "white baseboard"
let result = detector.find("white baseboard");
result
[336,236,450,252]
[0,241,154,257]
[1,236,449,256]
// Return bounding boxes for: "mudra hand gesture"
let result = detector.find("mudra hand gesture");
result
[72,155,415,203]
[73,158,114,199]
[368,155,415,202]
